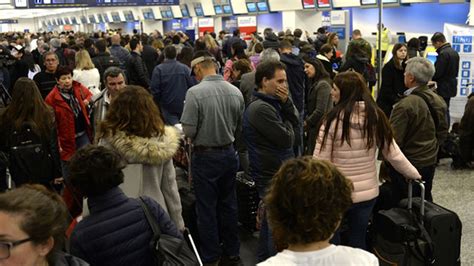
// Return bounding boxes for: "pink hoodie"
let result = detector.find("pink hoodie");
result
[313,102,421,203]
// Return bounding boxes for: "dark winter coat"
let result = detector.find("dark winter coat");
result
[244,92,299,189]
[432,43,460,99]
[377,58,406,117]
[280,53,306,113]
[70,187,182,266]
[126,51,150,89]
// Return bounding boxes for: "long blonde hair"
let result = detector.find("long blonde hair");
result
[204,34,218,50]
[75,49,95,70]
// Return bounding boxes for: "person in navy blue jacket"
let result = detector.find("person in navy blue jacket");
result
[68,145,182,266]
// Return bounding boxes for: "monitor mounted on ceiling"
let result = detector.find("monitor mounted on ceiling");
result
[302,0,315,9]
[246,2,257,13]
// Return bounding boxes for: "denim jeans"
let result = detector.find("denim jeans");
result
[255,182,276,262]
[331,198,377,250]
[192,147,240,263]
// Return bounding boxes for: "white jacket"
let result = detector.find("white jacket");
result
[73,68,101,96]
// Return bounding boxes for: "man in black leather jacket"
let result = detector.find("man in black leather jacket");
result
[126,38,150,89]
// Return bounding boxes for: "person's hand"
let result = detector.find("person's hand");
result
[406,174,422,181]
[83,99,90,106]
[275,84,289,104]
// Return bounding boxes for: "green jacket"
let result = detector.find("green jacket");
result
[390,85,448,168]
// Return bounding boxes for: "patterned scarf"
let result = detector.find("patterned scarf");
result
[59,87,82,118]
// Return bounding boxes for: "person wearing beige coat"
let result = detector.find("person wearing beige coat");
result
[313,71,420,251]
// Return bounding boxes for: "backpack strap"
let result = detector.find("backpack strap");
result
[411,91,440,130]
[138,197,162,240]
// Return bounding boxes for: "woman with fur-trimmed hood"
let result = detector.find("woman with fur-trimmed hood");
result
[96,85,184,230]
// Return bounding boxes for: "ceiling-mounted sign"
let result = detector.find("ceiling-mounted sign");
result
[0,19,19,24]
[28,0,178,8]
[15,0,28,8]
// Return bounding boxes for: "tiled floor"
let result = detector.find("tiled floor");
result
[239,159,474,265]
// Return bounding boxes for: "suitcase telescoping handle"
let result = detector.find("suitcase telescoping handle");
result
[408,180,425,217]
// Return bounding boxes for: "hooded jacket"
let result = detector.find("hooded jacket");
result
[314,102,421,203]
[280,53,306,113]
[100,126,184,229]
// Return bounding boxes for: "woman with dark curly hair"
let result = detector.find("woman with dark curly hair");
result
[259,157,377,265]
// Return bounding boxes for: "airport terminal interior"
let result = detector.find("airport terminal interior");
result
[0,0,473,265]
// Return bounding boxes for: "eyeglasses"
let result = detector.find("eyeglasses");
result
[0,238,32,259]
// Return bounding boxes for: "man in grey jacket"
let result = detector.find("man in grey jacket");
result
[181,51,244,266]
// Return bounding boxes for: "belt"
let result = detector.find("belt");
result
[193,143,233,152]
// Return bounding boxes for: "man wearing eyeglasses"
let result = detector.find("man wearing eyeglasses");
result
[181,51,245,266]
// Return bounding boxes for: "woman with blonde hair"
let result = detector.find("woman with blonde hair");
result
[204,34,224,67]
[96,85,185,230]
[73,49,101,96]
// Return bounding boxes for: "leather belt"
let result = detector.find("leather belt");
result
[193,143,233,152]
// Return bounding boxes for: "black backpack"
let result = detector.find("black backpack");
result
[364,62,377,87]
[8,123,54,184]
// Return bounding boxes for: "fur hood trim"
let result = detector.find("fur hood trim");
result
[105,126,180,164]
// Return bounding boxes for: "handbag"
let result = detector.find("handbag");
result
[138,197,201,266]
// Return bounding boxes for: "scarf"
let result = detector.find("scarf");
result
[59,87,82,118]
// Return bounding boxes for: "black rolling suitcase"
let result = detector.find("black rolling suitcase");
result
[372,181,462,266]
[236,172,259,231]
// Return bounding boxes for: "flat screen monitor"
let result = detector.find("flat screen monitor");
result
[47,20,52,26]
[123,10,135,21]
[80,15,87,24]
[302,0,315,9]
[246,2,257,12]
[166,10,173,18]
[361,0,397,4]
[143,8,155,20]
[257,1,268,11]
[426,52,438,65]
[97,14,104,23]
[317,0,331,8]
[63,17,71,24]
[214,5,223,14]
[180,4,189,17]
[194,7,204,16]
[71,17,78,24]
[88,15,96,23]
[111,12,121,22]
[103,14,110,23]
[223,5,232,14]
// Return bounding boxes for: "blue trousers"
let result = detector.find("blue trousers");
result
[255,182,276,262]
[331,198,377,250]
[192,147,240,263]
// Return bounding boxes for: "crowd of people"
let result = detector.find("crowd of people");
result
[0,25,472,266]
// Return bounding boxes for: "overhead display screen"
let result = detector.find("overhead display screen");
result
[143,8,155,20]
[257,1,268,11]
[361,0,397,5]
[28,0,178,8]
[80,15,87,24]
[123,10,135,21]
[246,2,257,13]
[180,4,189,17]
[111,12,121,22]
[214,5,223,14]
[194,3,204,16]
[317,0,330,7]
[302,0,315,9]
[223,5,232,14]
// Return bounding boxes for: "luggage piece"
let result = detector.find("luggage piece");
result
[236,172,259,232]
[399,198,462,266]
[372,181,437,266]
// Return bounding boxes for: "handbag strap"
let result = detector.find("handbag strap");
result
[138,197,162,239]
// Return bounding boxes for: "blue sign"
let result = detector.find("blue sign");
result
[453,45,461,53]
[464,45,472,53]
[462,70,470,78]
[462,61,471,69]
[331,27,346,40]
[461,79,469,86]
[452,36,473,44]
[0,19,18,24]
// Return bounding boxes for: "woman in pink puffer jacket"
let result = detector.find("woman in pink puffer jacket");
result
[313,71,421,251]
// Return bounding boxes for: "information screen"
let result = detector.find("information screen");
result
[257,1,268,11]
[302,0,315,9]
[80,15,87,24]
[63,17,71,24]
[195,7,204,16]
[223,5,232,14]
[88,15,96,23]
[143,8,155,20]
[29,0,178,8]
[214,5,223,14]
[71,17,78,24]
[360,0,397,5]
[180,4,189,17]
[317,0,330,8]
[123,10,135,21]
[246,2,257,12]
[103,14,110,23]
[111,12,121,22]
